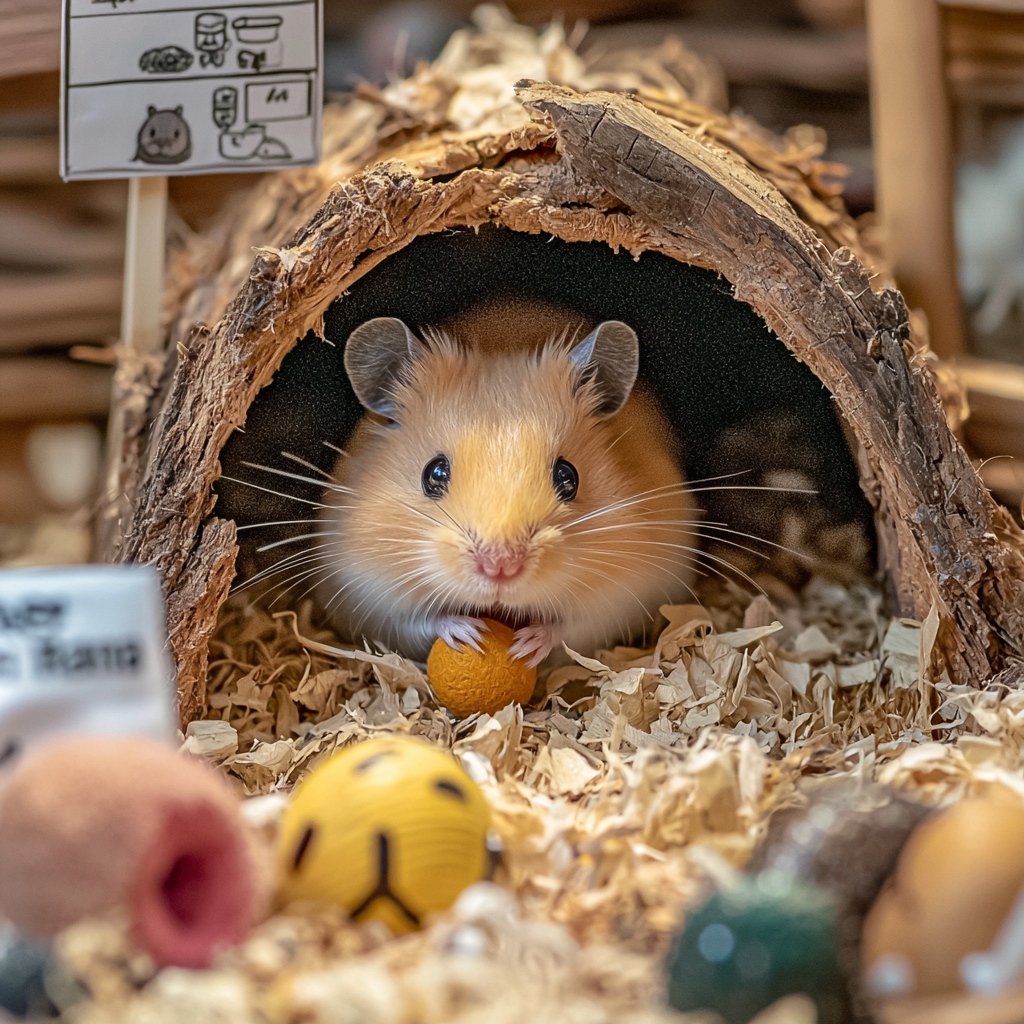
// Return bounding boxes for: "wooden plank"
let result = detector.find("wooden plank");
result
[0,358,113,422]
[954,356,1024,460]
[0,137,60,184]
[0,0,60,80]
[866,0,966,357]
[948,356,1024,508]
[938,0,1024,10]
[0,273,122,352]
[584,22,869,92]
[0,273,122,322]
[0,425,49,524]
[0,199,124,268]
[0,313,122,353]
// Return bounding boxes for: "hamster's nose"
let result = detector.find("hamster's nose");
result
[475,546,525,582]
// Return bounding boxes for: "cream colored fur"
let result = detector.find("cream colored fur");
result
[318,323,698,661]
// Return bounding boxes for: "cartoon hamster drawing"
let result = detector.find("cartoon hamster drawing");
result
[134,106,191,165]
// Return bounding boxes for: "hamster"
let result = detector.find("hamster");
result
[314,305,698,667]
[134,106,191,165]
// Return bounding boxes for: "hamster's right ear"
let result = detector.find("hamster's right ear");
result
[344,317,428,418]
[568,321,640,417]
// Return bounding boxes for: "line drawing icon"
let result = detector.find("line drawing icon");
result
[134,106,192,164]
[211,87,291,161]
[195,12,231,67]
[234,16,284,71]
[138,45,193,74]
[212,86,237,129]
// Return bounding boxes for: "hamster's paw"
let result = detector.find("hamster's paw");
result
[436,614,487,653]
[509,623,555,668]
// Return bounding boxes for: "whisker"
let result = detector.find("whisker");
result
[257,532,339,553]
[579,547,697,594]
[684,484,817,496]
[568,515,810,561]
[281,451,339,482]
[233,558,330,597]
[564,481,700,528]
[692,547,768,597]
[236,518,322,531]
[679,469,754,486]
[571,523,779,562]
[571,560,654,622]
[267,563,342,607]
[241,461,355,495]
[235,543,337,589]
[240,548,333,586]
[393,498,451,533]
[696,523,810,559]
[240,557,334,600]
[219,476,331,509]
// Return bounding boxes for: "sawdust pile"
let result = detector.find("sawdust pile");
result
[52,577,1024,1024]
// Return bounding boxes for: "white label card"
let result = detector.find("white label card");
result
[61,0,323,180]
[0,565,177,772]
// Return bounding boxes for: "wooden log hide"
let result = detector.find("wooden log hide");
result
[108,77,1024,721]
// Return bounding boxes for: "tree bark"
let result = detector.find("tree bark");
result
[108,78,1024,718]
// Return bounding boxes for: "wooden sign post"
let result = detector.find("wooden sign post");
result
[121,175,168,358]
[60,0,323,554]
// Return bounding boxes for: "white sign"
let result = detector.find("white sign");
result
[61,0,322,180]
[0,565,177,772]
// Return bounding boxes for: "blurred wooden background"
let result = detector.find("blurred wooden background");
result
[7,0,1024,545]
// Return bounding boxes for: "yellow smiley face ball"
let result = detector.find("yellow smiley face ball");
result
[277,736,490,934]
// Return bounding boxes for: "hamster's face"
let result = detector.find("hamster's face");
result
[335,328,693,640]
[136,107,191,164]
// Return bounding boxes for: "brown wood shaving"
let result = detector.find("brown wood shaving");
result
[52,574,1024,1024]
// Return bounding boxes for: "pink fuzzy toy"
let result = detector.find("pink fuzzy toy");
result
[0,738,255,969]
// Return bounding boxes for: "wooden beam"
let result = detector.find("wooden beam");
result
[0,273,122,352]
[0,358,113,422]
[866,0,966,357]
[584,22,869,92]
[0,0,60,80]
[0,137,60,185]
[937,0,1024,10]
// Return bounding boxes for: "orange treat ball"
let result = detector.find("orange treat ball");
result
[427,618,536,718]
[862,786,1024,998]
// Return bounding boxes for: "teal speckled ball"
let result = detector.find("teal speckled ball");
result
[666,872,848,1024]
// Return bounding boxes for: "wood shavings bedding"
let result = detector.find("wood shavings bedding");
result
[50,575,1024,1024]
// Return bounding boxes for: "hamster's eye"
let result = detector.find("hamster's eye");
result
[553,458,578,501]
[422,455,450,499]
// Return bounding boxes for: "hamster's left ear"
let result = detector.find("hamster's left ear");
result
[568,321,640,417]
[344,317,428,418]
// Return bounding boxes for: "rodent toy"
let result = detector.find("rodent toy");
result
[0,737,259,969]
[278,735,490,934]
[862,785,1024,1001]
[313,306,696,667]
